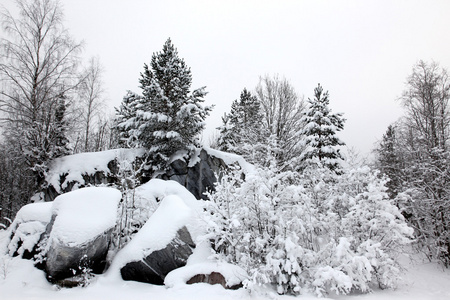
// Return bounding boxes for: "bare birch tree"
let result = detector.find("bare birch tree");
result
[74,56,106,153]
[0,0,83,186]
[255,74,306,170]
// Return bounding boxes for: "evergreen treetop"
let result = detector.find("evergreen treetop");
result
[301,84,345,171]
[217,88,266,164]
[116,38,212,171]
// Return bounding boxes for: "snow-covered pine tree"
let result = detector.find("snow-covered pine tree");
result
[217,88,266,164]
[139,39,211,170]
[300,84,345,172]
[116,39,212,171]
[375,125,405,199]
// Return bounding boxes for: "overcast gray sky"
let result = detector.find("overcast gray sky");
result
[3,0,450,155]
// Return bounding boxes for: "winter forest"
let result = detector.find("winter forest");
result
[1,0,450,299]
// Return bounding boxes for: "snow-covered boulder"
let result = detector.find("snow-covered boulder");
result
[43,187,121,282]
[165,262,247,290]
[5,202,53,259]
[108,195,196,285]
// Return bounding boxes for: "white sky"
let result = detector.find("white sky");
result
[3,0,450,155]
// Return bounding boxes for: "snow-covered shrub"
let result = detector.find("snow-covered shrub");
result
[203,163,413,296]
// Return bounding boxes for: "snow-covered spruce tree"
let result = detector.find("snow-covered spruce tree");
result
[374,124,405,199]
[300,84,345,172]
[216,88,266,164]
[116,39,212,171]
[203,162,413,296]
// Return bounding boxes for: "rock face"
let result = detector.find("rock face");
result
[44,160,120,202]
[120,226,195,285]
[45,224,113,282]
[160,149,229,199]
[43,148,145,202]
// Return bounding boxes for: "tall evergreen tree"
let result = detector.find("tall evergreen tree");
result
[116,38,212,171]
[375,125,404,199]
[217,88,265,163]
[300,84,345,172]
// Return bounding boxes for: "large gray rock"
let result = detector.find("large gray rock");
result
[109,195,196,285]
[45,225,113,282]
[160,149,229,199]
[120,226,195,285]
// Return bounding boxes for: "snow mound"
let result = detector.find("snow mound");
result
[164,261,248,288]
[129,179,200,232]
[49,187,121,247]
[108,195,192,277]
[135,179,199,211]
[11,202,53,225]
[46,148,145,193]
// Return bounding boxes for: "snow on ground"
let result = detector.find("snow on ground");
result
[46,148,145,193]
[49,187,121,247]
[0,243,449,300]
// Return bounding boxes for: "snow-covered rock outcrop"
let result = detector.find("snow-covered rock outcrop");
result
[160,148,254,200]
[44,148,145,201]
[44,147,253,201]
